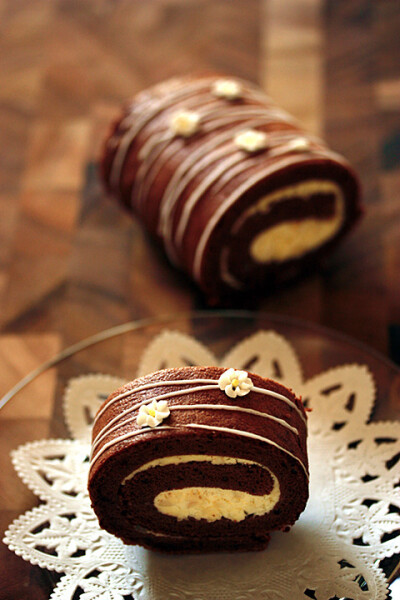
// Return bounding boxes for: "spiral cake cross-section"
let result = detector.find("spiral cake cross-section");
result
[88,366,309,553]
[101,75,362,300]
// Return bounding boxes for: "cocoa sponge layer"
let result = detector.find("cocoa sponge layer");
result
[88,366,309,553]
[101,74,362,301]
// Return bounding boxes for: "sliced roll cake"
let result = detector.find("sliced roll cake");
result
[88,366,309,553]
[101,74,362,301]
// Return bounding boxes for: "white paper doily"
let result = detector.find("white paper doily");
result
[3,330,400,600]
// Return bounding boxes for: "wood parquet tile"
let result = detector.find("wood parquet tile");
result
[0,2,399,591]
[0,0,398,399]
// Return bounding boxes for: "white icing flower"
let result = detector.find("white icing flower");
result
[212,78,242,100]
[234,129,268,153]
[287,137,310,152]
[136,400,170,428]
[169,110,201,137]
[218,368,254,398]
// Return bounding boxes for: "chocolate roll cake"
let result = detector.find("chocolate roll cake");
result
[88,366,308,553]
[101,74,362,301]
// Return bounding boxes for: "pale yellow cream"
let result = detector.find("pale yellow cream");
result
[244,180,344,263]
[122,455,280,523]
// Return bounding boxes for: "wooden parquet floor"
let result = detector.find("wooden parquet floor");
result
[0,1,399,595]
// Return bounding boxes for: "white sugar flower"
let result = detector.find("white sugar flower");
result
[218,368,254,399]
[286,137,310,152]
[136,400,170,428]
[169,110,201,137]
[234,129,268,153]
[212,78,242,100]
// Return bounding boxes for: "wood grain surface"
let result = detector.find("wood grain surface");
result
[1,0,399,352]
[0,0,399,597]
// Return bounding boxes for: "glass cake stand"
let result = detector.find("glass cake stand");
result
[0,311,399,599]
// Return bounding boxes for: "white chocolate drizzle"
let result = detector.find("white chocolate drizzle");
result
[192,150,342,282]
[161,130,320,265]
[169,404,299,433]
[136,106,287,223]
[132,106,246,214]
[90,422,308,478]
[91,379,304,457]
[90,375,308,477]
[106,75,354,291]
[110,78,218,189]
[217,180,344,286]
[92,384,222,454]
[94,378,217,423]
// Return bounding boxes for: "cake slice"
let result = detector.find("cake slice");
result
[88,366,308,553]
[101,74,362,301]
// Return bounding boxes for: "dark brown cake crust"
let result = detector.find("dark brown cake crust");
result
[88,366,308,553]
[100,74,362,301]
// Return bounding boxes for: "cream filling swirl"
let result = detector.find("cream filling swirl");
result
[122,455,280,523]
[247,180,344,263]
